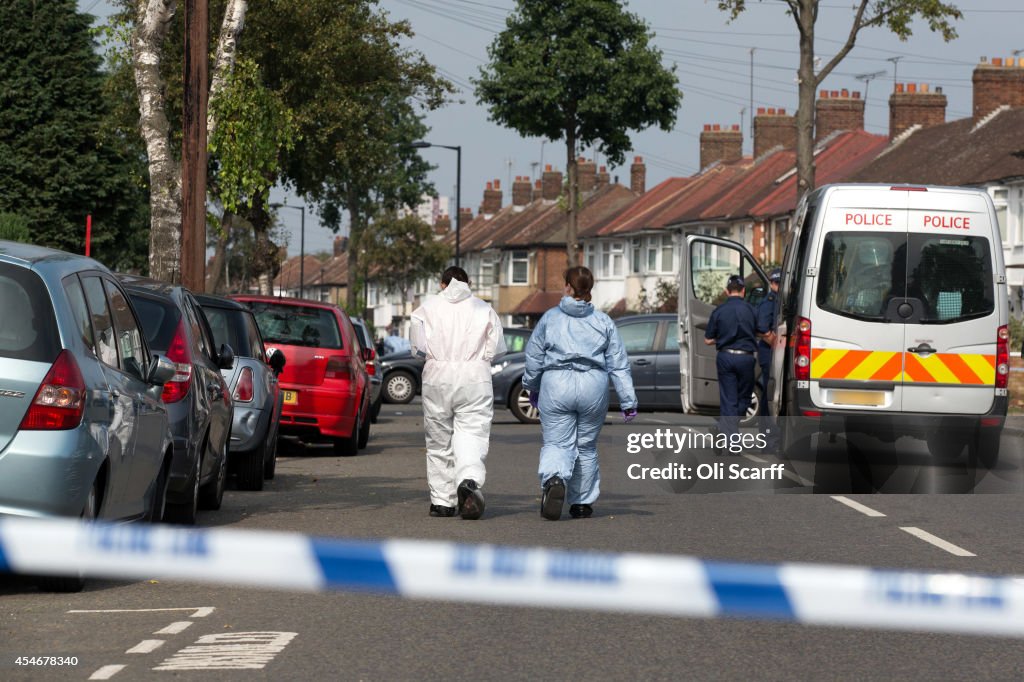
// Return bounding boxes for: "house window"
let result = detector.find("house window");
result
[646,237,658,271]
[510,250,529,284]
[479,255,495,287]
[631,238,642,273]
[660,234,674,273]
[367,284,378,307]
[585,243,598,273]
[601,241,624,277]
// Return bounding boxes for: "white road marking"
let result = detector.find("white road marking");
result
[88,665,126,680]
[831,496,886,517]
[155,632,298,671]
[126,640,165,654]
[69,607,215,616]
[155,621,193,635]
[900,527,976,557]
[190,607,215,618]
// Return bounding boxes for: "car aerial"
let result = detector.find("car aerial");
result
[350,317,383,423]
[120,276,235,524]
[197,294,285,490]
[0,241,176,591]
[235,296,371,455]
[381,327,532,404]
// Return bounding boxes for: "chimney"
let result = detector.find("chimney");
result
[972,56,1024,123]
[480,179,502,215]
[699,123,743,169]
[541,164,563,201]
[596,165,610,188]
[458,207,473,227]
[533,179,543,201]
[512,175,532,206]
[815,89,865,141]
[630,156,646,194]
[889,83,947,140]
[578,157,597,193]
[753,107,797,158]
[333,236,348,257]
[433,214,450,236]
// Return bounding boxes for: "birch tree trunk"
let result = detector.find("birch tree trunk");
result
[207,0,247,140]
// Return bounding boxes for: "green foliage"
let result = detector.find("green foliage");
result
[362,213,451,298]
[0,213,31,243]
[0,0,149,269]
[475,0,680,167]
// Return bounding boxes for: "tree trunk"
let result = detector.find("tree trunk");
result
[346,198,363,313]
[133,0,182,282]
[207,0,247,140]
[206,212,232,294]
[565,126,578,267]
[794,0,817,200]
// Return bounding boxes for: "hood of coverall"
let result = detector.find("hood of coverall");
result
[441,279,472,303]
[559,295,593,318]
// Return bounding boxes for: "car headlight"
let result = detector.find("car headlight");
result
[490,360,510,375]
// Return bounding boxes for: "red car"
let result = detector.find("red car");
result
[234,296,371,455]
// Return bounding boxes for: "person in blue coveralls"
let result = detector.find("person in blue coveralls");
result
[755,269,781,416]
[522,266,638,521]
[704,274,759,445]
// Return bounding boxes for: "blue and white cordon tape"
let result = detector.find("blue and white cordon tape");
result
[2,517,1023,637]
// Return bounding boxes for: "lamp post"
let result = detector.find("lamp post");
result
[270,202,305,299]
[411,141,461,267]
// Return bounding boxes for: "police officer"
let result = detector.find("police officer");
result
[704,275,758,444]
[756,269,781,416]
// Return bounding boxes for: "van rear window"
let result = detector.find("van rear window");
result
[908,235,993,323]
[249,302,342,349]
[817,232,904,321]
[0,264,59,363]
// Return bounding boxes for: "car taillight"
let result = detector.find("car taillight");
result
[233,366,254,402]
[161,319,193,403]
[365,360,376,376]
[793,317,812,382]
[20,350,86,430]
[325,356,352,381]
[996,324,1009,389]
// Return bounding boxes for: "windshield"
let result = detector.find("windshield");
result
[249,302,342,349]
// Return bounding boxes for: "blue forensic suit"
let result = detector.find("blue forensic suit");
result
[522,296,638,506]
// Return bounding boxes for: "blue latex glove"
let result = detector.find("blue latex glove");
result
[528,390,539,409]
[622,408,637,423]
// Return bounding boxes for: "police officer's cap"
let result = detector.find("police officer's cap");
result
[769,269,782,282]
[727,274,745,287]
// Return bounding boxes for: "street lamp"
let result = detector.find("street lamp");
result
[411,141,461,267]
[270,202,305,299]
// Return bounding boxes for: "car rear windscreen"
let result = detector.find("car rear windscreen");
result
[0,264,59,363]
[128,294,181,352]
[202,306,249,358]
[249,302,342,349]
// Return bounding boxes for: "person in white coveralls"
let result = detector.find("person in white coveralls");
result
[410,266,506,519]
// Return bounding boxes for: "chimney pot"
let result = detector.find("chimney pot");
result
[767,107,776,115]
[840,88,849,97]
[486,181,492,190]
[757,107,766,114]
[852,91,861,99]
[993,57,1003,67]
[545,164,552,171]
[778,108,786,115]
[830,90,839,98]
[907,83,917,93]
[731,124,739,131]
[895,83,904,93]
[819,89,828,98]
[634,155,642,163]
[493,179,500,189]
[703,124,711,131]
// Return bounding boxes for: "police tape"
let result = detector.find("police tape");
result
[2,516,1024,637]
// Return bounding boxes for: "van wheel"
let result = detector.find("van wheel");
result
[36,481,98,593]
[509,380,540,424]
[969,427,1001,469]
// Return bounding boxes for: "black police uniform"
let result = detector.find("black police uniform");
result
[755,287,778,416]
[705,294,758,434]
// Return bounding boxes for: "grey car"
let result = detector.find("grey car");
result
[351,317,382,423]
[0,242,176,590]
[198,294,285,490]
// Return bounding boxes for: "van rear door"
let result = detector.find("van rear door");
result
[901,189,999,414]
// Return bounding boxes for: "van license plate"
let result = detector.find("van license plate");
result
[831,390,884,406]
[283,390,298,405]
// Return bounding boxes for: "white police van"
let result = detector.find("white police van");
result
[679,184,1009,466]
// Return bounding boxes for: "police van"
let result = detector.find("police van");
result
[678,184,1008,466]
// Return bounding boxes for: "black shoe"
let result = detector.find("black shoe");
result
[541,476,565,520]
[569,504,593,519]
[457,479,485,520]
[429,504,456,517]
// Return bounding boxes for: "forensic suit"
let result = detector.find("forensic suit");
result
[522,296,637,506]
[410,280,506,508]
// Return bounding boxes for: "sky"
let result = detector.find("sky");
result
[77,1,1024,256]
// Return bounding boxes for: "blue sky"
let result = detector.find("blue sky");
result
[77,1,1024,255]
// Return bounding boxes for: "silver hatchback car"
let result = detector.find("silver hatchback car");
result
[0,242,175,588]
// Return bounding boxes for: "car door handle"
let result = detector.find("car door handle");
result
[633,359,652,366]
[907,344,937,355]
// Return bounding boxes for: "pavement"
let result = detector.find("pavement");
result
[1,400,1023,680]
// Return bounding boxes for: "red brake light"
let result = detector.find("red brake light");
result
[996,324,1009,389]
[161,318,193,403]
[233,366,254,402]
[891,186,928,192]
[325,356,352,381]
[20,350,86,430]
[794,317,812,382]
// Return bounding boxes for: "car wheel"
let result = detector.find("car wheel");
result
[334,413,360,456]
[357,396,371,449]
[36,480,98,593]
[509,380,540,424]
[264,430,278,481]
[383,371,416,404]
[238,442,265,491]
[145,457,170,523]
[740,384,763,427]
[199,435,228,510]
[370,393,382,423]
[165,449,200,525]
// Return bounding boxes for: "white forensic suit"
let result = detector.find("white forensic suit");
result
[410,279,506,508]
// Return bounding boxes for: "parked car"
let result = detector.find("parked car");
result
[492,314,760,424]
[235,296,371,455]
[381,327,532,404]
[0,242,176,591]
[120,276,234,523]
[197,294,285,490]
[350,317,383,423]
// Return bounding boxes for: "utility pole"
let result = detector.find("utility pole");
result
[887,56,904,92]
[181,0,208,292]
[749,47,755,139]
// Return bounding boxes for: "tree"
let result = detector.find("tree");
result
[362,212,451,312]
[717,0,961,197]
[0,0,148,268]
[476,0,680,266]
[0,213,31,243]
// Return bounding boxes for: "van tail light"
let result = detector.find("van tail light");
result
[325,356,352,381]
[20,350,86,430]
[995,325,1009,389]
[793,317,812,382]
[233,366,254,402]
[161,319,193,403]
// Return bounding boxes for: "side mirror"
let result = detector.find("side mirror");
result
[268,348,286,375]
[360,347,376,362]
[217,343,235,370]
[148,354,176,386]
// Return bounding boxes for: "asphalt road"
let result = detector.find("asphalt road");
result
[2,401,1023,680]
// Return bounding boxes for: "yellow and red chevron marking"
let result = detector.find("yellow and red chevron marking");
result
[810,348,995,385]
